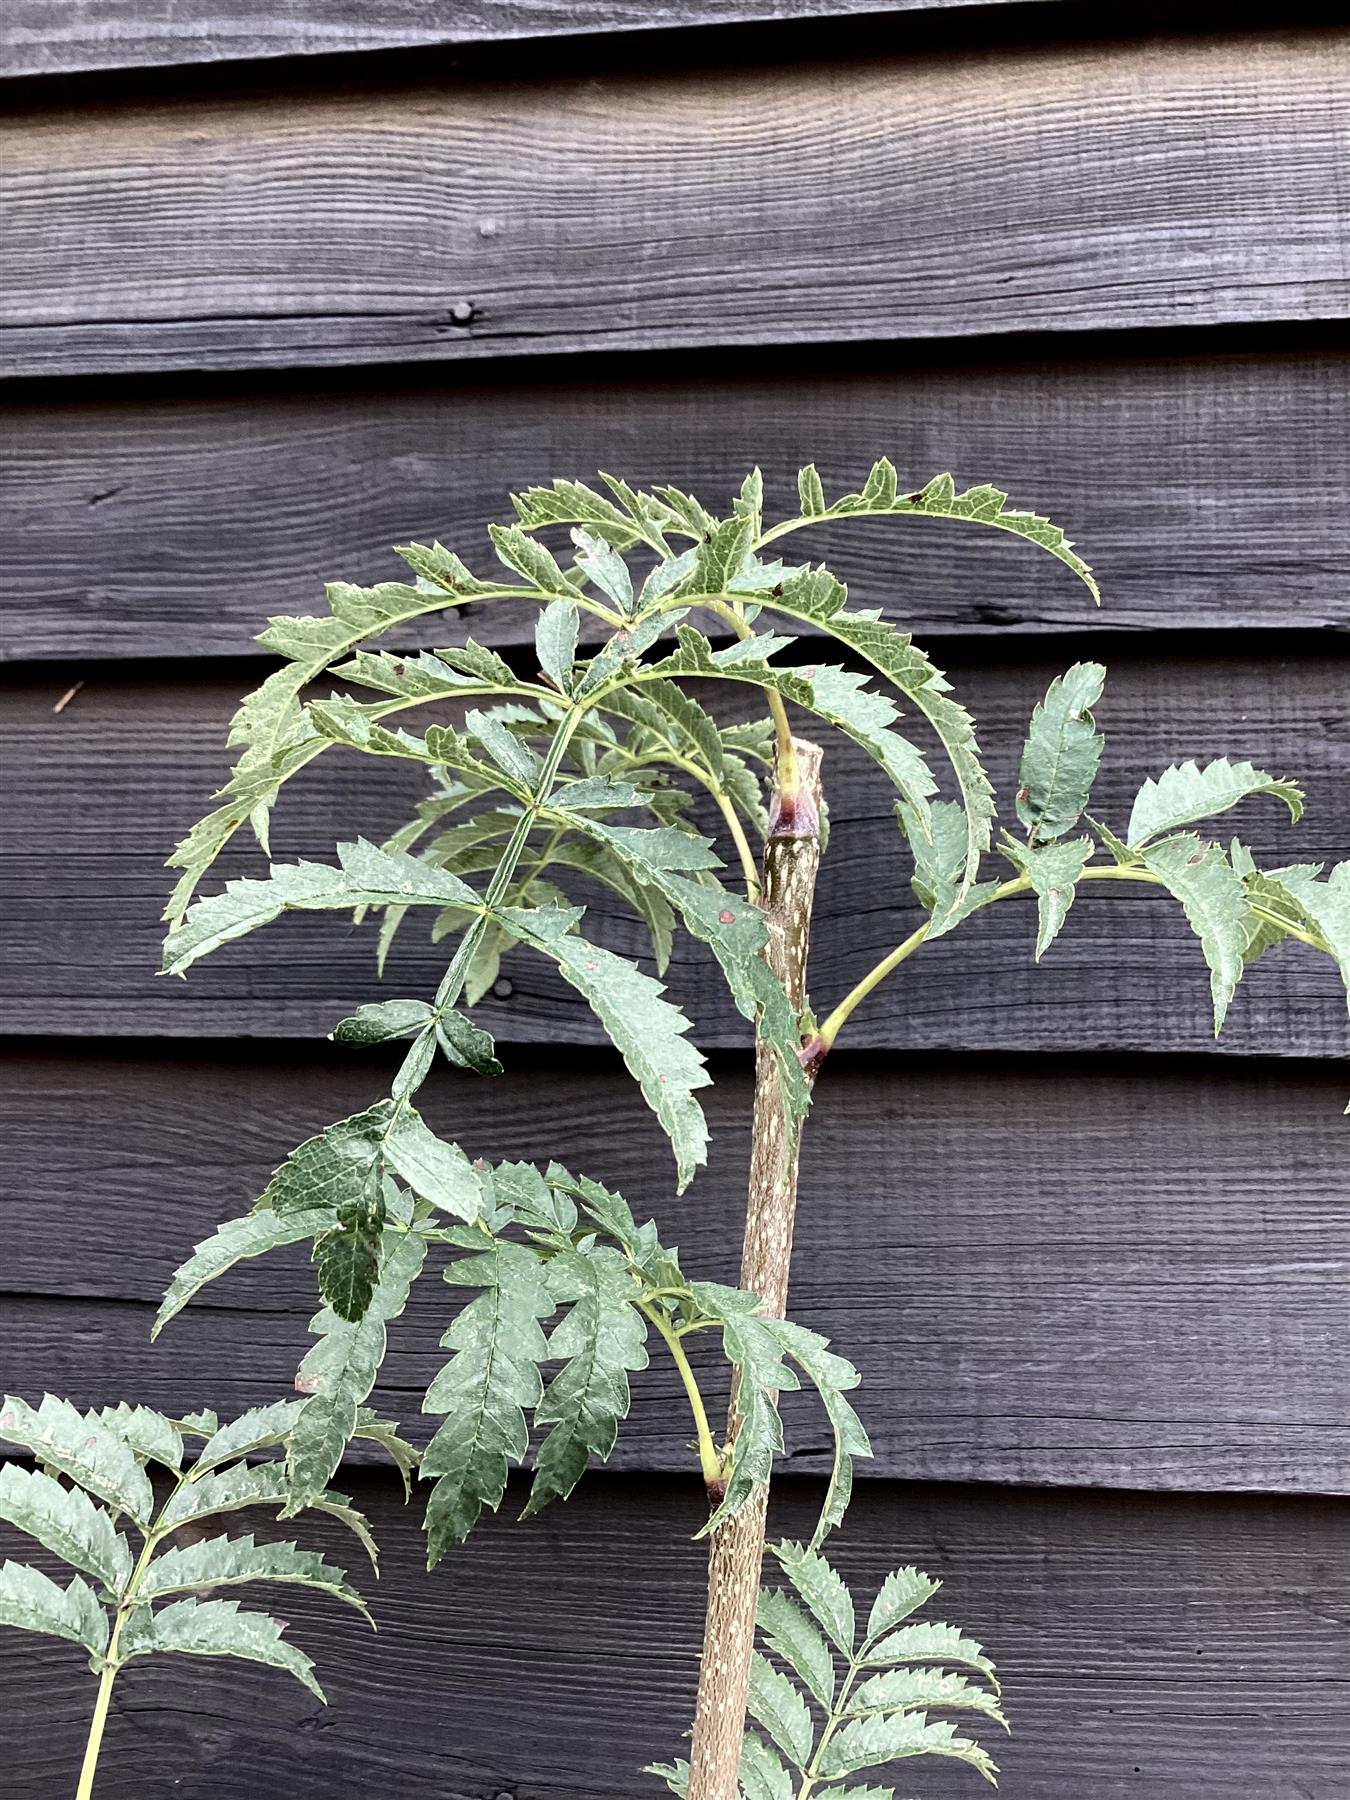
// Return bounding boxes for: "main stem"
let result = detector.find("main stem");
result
[686,737,825,1800]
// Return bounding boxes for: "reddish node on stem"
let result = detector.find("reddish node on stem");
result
[704,1474,728,1509]
[797,1031,830,1077]
[768,782,820,839]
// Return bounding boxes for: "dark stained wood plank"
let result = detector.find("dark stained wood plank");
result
[0,0,1032,81]
[4,346,1348,660]
[4,1046,1347,1493]
[1,1470,1346,1796]
[3,34,1347,379]
[3,651,1347,1052]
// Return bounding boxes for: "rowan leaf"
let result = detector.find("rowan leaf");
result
[536,598,582,692]
[330,998,436,1046]
[897,800,999,941]
[285,1229,428,1513]
[0,1395,153,1527]
[422,1237,554,1562]
[1138,834,1249,1032]
[0,1561,108,1656]
[1015,662,1106,844]
[96,1403,184,1472]
[763,1318,871,1549]
[523,1246,649,1517]
[572,530,635,613]
[0,1465,131,1594]
[120,1597,324,1701]
[1127,758,1304,848]
[512,478,642,547]
[314,1207,385,1321]
[489,523,576,596]
[1247,861,1350,1006]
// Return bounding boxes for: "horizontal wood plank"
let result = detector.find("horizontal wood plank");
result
[3,34,1347,378]
[4,651,1347,1052]
[4,346,1348,660]
[1,1469,1345,1795]
[0,0,1028,81]
[4,1046,1347,1493]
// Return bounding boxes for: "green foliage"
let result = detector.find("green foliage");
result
[0,1392,375,1788]
[151,462,1349,1789]
[649,1543,1003,1796]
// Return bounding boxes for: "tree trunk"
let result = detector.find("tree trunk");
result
[685,738,825,1800]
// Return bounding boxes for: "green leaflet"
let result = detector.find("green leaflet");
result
[844,1665,1007,1727]
[572,529,635,613]
[862,1620,998,1680]
[421,1236,554,1563]
[141,1531,370,1622]
[898,799,1000,941]
[162,840,482,977]
[158,1462,379,1570]
[259,1102,392,1215]
[330,997,436,1046]
[816,1712,998,1784]
[748,1650,816,1767]
[0,1561,108,1656]
[489,522,577,595]
[756,1587,836,1712]
[536,597,582,690]
[0,1395,153,1527]
[1268,863,1350,1003]
[511,478,644,549]
[865,1566,942,1641]
[196,1400,304,1471]
[0,1464,131,1594]
[1015,662,1106,844]
[1138,834,1250,1033]
[315,1206,385,1320]
[120,1597,325,1701]
[351,1408,422,1498]
[1127,757,1304,848]
[771,1542,855,1656]
[522,1246,649,1517]
[285,1229,428,1514]
[1002,835,1095,960]
[766,1318,871,1549]
[499,905,711,1192]
[737,1734,795,1800]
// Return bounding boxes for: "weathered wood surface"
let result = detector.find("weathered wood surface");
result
[4,1046,1346,1493]
[1,1469,1345,1797]
[4,346,1348,660]
[0,0,1033,81]
[4,653,1346,1050]
[4,34,1347,379]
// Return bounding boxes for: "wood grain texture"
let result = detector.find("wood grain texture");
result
[4,1045,1347,1493]
[4,651,1347,1051]
[3,33,1347,378]
[1,1469,1346,1796]
[0,0,1030,80]
[4,346,1348,660]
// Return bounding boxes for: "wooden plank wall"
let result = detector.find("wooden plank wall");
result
[1,6,1347,1796]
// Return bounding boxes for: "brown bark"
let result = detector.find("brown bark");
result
[685,738,825,1800]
